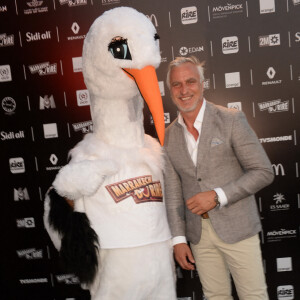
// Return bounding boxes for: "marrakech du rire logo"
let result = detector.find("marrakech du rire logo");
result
[105,175,163,204]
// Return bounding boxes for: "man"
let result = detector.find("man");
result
[164,56,274,300]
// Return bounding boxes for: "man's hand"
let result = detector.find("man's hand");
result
[174,243,195,270]
[186,190,217,215]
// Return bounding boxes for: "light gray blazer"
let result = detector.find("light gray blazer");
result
[164,101,274,244]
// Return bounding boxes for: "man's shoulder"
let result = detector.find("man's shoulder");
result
[165,117,179,135]
[164,117,181,149]
[206,101,244,124]
[207,101,241,115]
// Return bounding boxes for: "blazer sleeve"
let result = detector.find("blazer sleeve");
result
[163,150,186,238]
[221,110,274,204]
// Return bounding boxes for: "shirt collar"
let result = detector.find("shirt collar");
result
[178,99,206,131]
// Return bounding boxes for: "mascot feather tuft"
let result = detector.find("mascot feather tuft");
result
[44,6,176,299]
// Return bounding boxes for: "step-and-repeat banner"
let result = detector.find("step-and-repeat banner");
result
[0,0,299,299]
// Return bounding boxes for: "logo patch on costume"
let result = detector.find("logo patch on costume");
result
[105,175,163,204]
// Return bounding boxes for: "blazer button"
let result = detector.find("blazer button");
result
[197,178,201,181]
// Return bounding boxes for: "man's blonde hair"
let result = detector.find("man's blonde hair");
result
[166,56,205,89]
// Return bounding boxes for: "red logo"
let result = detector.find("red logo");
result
[105,175,163,204]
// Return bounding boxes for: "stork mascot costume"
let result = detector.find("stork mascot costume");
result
[43,6,177,300]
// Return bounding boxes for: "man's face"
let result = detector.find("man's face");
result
[169,62,204,113]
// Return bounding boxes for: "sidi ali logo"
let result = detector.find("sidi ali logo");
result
[106,175,163,204]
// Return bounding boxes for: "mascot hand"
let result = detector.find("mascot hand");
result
[53,160,119,200]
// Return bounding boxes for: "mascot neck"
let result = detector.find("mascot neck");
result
[91,95,145,148]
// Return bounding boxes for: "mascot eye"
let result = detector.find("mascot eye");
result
[108,37,132,60]
[154,33,160,40]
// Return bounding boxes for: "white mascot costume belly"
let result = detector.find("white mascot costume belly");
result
[43,6,177,300]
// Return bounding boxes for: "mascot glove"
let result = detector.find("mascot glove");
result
[52,159,119,200]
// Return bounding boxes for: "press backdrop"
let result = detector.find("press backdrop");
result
[0,0,299,299]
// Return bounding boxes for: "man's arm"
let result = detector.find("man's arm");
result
[163,151,186,238]
[220,110,274,204]
[164,151,195,270]
[186,110,274,215]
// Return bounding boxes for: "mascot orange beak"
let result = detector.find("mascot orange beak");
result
[123,66,165,146]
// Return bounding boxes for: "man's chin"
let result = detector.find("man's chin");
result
[178,104,197,113]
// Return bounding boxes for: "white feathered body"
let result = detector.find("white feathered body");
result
[50,133,171,249]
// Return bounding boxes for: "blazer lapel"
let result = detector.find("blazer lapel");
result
[196,102,216,169]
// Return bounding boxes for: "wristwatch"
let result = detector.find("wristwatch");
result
[214,193,220,207]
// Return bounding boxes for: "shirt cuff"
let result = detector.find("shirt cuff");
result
[172,236,187,246]
[214,187,228,207]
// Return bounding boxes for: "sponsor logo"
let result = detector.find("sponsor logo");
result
[267,228,297,242]
[259,135,292,143]
[258,99,288,113]
[19,278,48,284]
[270,192,290,212]
[277,285,294,300]
[260,0,275,14]
[106,175,163,204]
[24,0,48,14]
[272,193,290,210]
[16,217,35,228]
[72,57,82,72]
[222,36,239,54]
[181,6,198,24]
[0,64,12,82]
[28,62,57,76]
[0,6,8,13]
[1,130,25,141]
[76,89,90,106]
[43,123,58,139]
[261,67,282,85]
[203,79,210,89]
[59,0,87,6]
[179,45,204,56]
[72,121,93,133]
[276,257,292,272]
[146,14,158,27]
[2,97,16,115]
[17,248,43,259]
[40,95,56,109]
[101,0,120,5]
[25,30,52,42]
[211,3,243,19]
[46,154,64,171]
[225,72,241,88]
[158,81,165,96]
[68,22,86,41]
[259,34,280,47]
[9,157,25,174]
[227,102,242,110]
[266,67,276,79]
[0,33,14,47]
[14,187,30,201]
[272,164,285,176]
[56,274,80,285]
[161,57,167,63]
[150,113,170,125]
